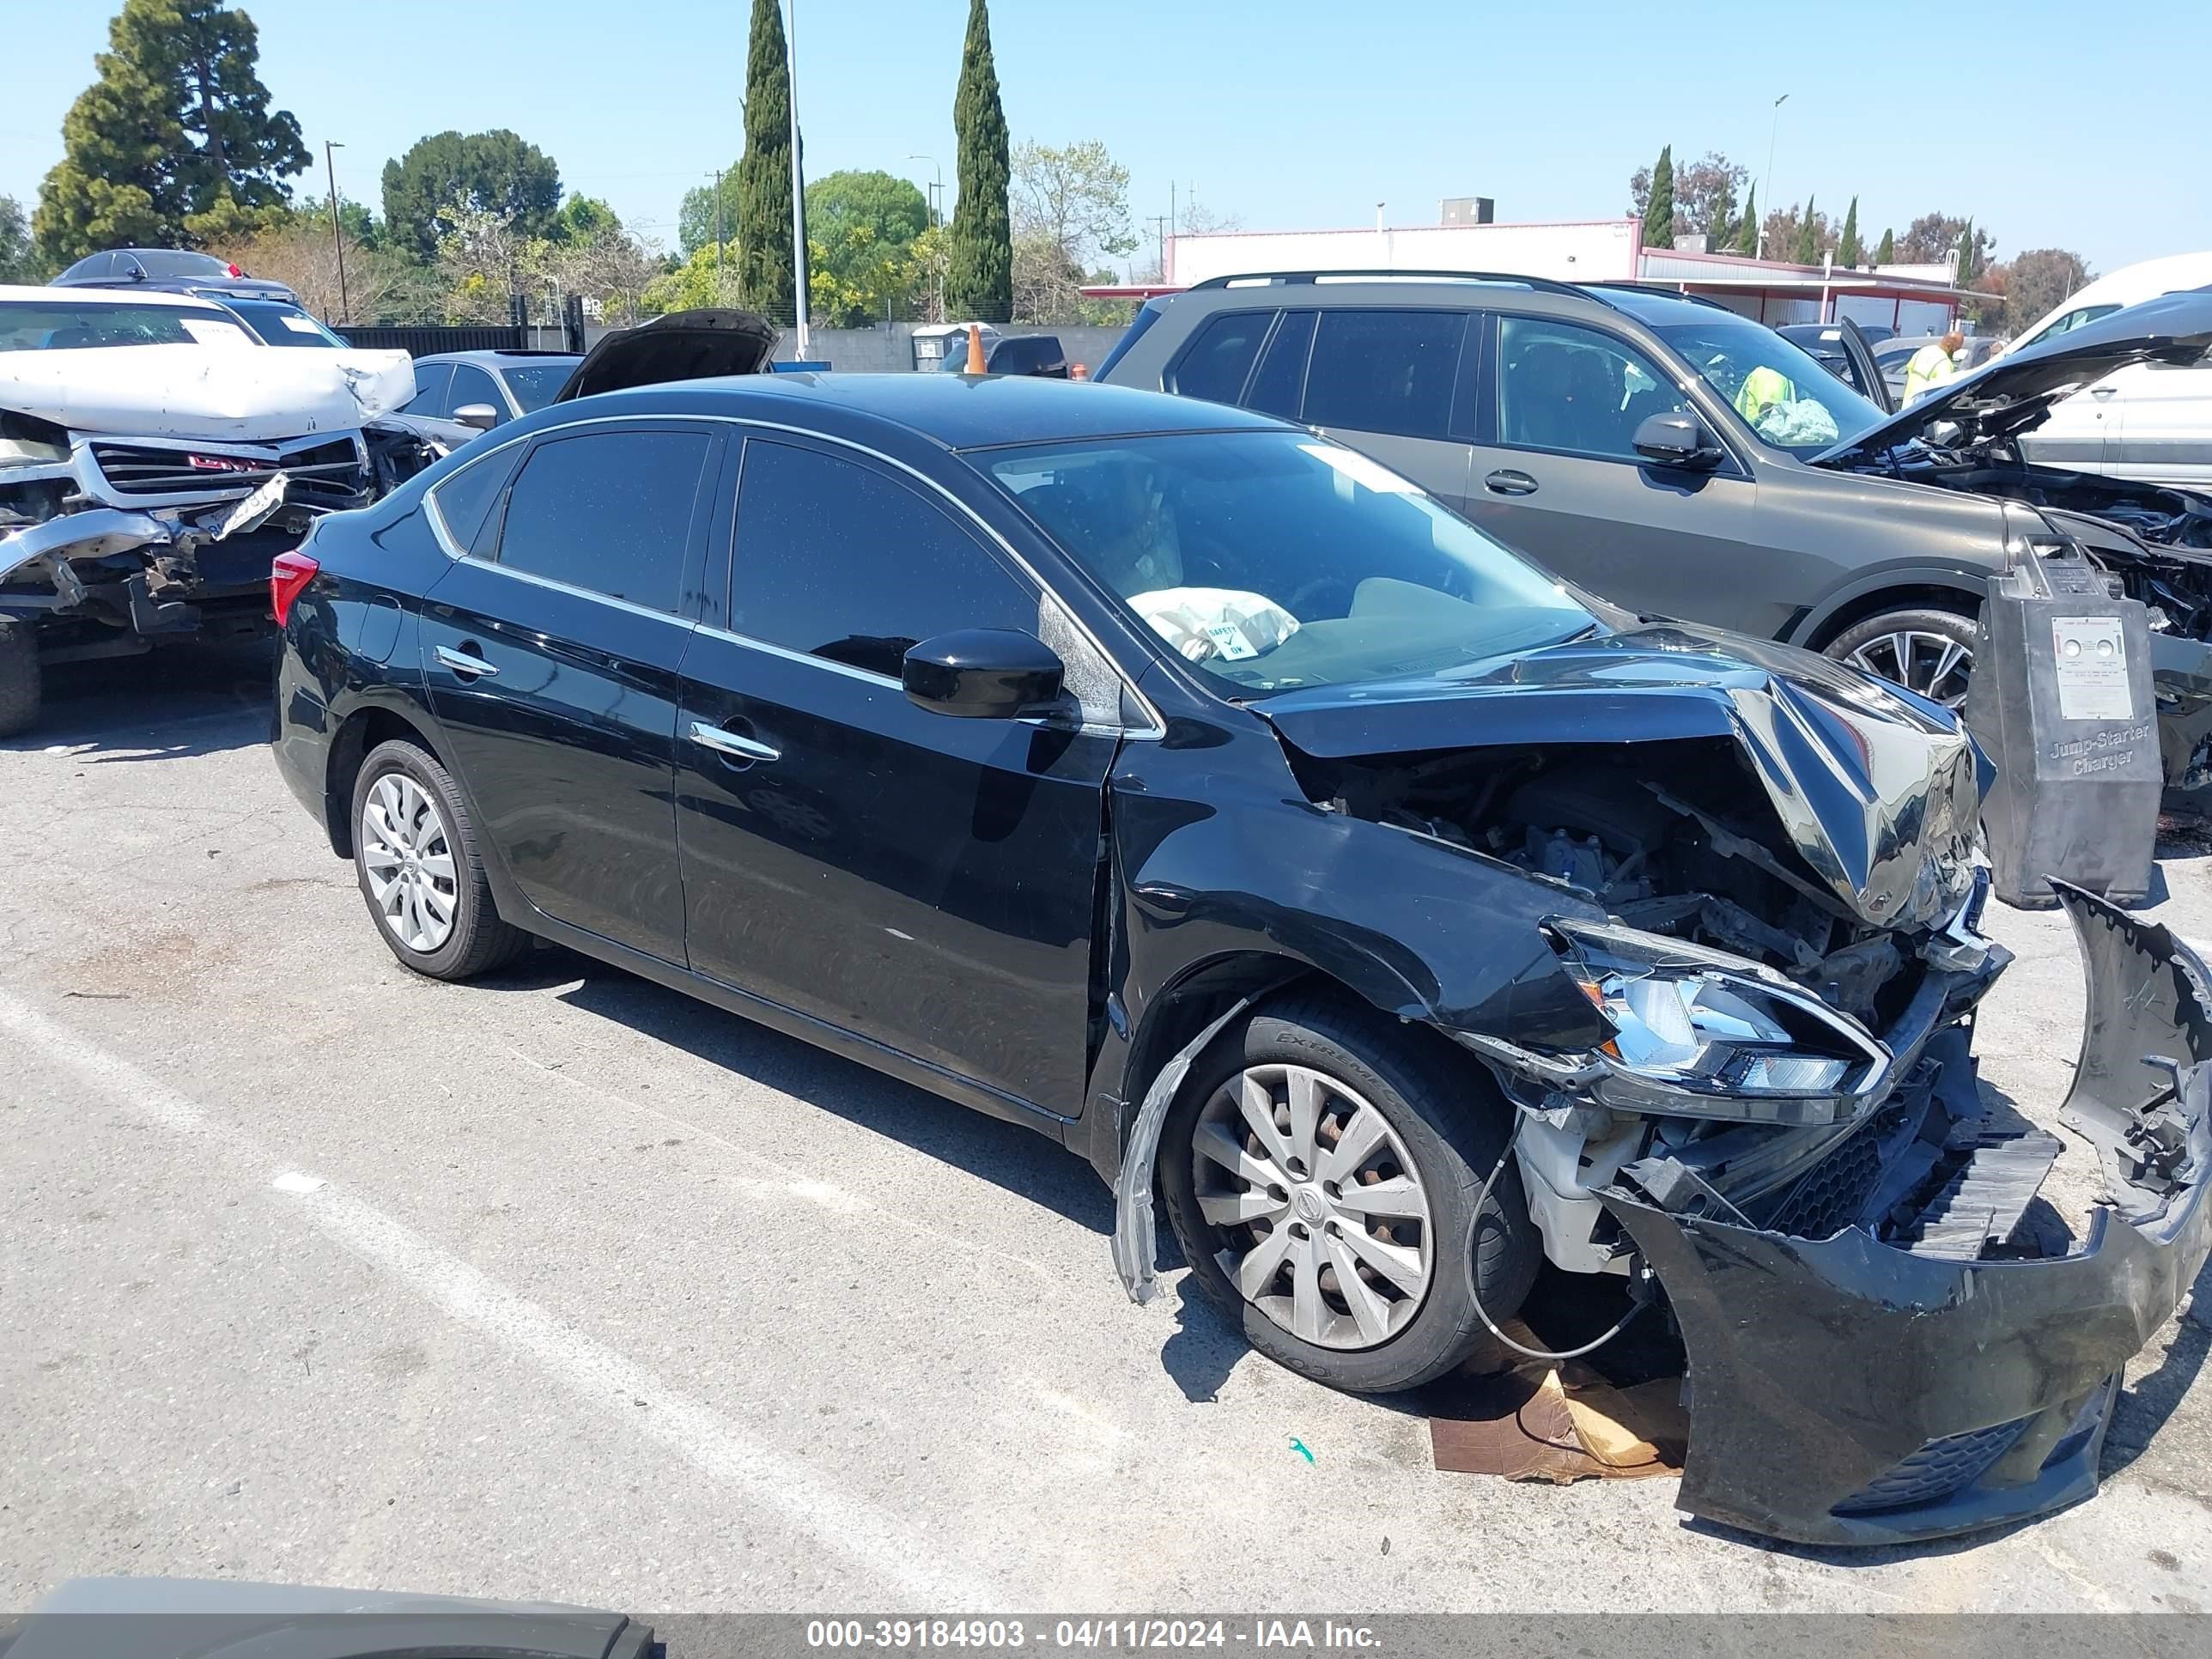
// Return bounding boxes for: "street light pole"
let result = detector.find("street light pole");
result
[786,0,809,357]
[323,139,349,325]
[908,153,943,323]
[1761,93,1788,259]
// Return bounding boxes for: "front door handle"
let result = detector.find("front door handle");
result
[435,643,498,678]
[2090,385,2118,398]
[688,720,781,763]
[1484,469,1540,496]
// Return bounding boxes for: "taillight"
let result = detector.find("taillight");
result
[270,550,319,625]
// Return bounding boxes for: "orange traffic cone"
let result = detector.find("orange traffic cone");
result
[964,323,988,374]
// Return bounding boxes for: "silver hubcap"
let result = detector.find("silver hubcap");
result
[360,772,458,954]
[1844,628,1973,708]
[1191,1063,1435,1351]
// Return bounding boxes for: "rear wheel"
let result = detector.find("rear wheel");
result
[350,738,526,980]
[1823,606,1980,708]
[1160,995,1540,1394]
[0,618,41,739]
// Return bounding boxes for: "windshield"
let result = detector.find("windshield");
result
[133,250,233,278]
[983,430,1595,696]
[1652,315,1885,454]
[222,301,345,347]
[0,299,252,351]
[501,362,576,411]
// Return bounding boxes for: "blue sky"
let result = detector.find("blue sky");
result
[6,1,2205,277]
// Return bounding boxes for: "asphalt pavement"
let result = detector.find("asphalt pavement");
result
[3,642,2209,1613]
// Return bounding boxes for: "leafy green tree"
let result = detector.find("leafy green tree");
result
[1897,212,1996,274]
[804,171,930,324]
[678,167,744,259]
[1731,183,1757,254]
[1874,227,1895,264]
[552,195,621,246]
[1837,197,1863,267]
[1641,146,1674,250]
[1,197,47,283]
[737,0,796,321]
[947,0,1012,322]
[380,130,562,261]
[1792,195,1820,264]
[34,0,307,264]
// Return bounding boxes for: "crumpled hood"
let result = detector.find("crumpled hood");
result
[0,341,414,441]
[1259,623,1983,933]
[1816,289,2212,465]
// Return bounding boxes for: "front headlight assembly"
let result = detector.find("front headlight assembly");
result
[1541,919,1893,1127]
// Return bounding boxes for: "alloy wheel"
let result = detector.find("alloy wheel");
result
[1189,1062,1435,1351]
[1844,629,1974,708]
[360,772,459,954]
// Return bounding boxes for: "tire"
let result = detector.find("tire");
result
[1160,994,1540,1395]
[1823,606,1980,709]
[0,618,41,739]
[349,738,526,981]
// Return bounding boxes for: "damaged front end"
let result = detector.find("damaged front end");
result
[1595,888,2211,1544]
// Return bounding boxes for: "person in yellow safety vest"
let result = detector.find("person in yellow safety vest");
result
[1903,329,1966,404]
[1734,362,1796,428]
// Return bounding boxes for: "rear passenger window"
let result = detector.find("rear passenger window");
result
[1244,310,1316,418]
[1169,310,1273,404]
[425,443,520,555]
[1301,311,1467,441]
[494,428,709,612]
[732,440,1035,679]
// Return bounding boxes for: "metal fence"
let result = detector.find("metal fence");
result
[337,296,588,359]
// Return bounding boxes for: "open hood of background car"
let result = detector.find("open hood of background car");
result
[1814,288,2212,465]
[553,307,778,401]
[1259,623,1983,934]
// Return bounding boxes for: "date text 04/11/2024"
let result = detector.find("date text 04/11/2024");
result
[803,1621,1383,1650]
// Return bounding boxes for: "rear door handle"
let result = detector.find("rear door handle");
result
[434,643,497,678]
[688,720,781,763]
[1484,469,1540,496]
[2090,385,2118,398]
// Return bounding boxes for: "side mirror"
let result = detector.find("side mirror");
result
[452,403,500,432]
[1633,410,1724,471]
[902,629,1063,719]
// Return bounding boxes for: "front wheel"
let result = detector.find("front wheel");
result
[350,738,526,980]
[1160,996,1540,1394]
[1823,606,1980,708]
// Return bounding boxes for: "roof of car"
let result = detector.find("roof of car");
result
[415,349,584,369]
[0,283,228,310]
[574,370,1290,450]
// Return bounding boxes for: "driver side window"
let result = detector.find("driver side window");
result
[1498,316,1686,462]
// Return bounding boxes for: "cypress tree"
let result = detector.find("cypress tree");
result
[1731,183,1758,255]
[946,0,1011,323]
[1954,217,1978,284]
[736,0,795,323]
[1641,146,1674,249]
[1874,227,1895,264]
[1837,197,1863,267]
[1792,195,1820,264]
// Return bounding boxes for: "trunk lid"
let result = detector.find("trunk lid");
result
[553,307,779,402]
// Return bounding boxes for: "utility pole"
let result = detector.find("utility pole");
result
[1148,215,1168,284]
[1761,93,1789,259]
[714,169,724,278]
[909,155,942,322]
[786,0,810,356]
[323,139,349,324]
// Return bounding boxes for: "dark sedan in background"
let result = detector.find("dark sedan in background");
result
[266,364,2210,1546]
[50,246,302,306]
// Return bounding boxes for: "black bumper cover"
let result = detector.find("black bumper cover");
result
[1600,884,2212,1546]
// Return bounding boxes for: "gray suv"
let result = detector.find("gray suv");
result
[1098,275,2212,798]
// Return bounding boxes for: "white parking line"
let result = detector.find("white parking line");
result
[0,989,992,1608]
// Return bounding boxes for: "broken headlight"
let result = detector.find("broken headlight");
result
[1543,919,1892,1125]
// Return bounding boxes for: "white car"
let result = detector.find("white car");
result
[2013,252,2212,489]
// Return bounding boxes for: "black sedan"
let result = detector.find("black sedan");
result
[269,369,2212,1545]
[50,246,301,305]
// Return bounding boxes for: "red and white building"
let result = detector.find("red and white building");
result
[1085,214,1972,336]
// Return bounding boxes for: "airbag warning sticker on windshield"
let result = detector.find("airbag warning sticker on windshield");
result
[2051,616,2133,721]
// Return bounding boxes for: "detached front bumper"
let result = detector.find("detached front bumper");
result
[1601,885,2212,1545]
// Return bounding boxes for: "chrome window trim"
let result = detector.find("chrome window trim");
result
[441,410,1166,739]
[447,556,700,629]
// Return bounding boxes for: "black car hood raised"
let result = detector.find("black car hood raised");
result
[554,307,779,401]
[1815,288,2212,465]
[1259,623,1983,933]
